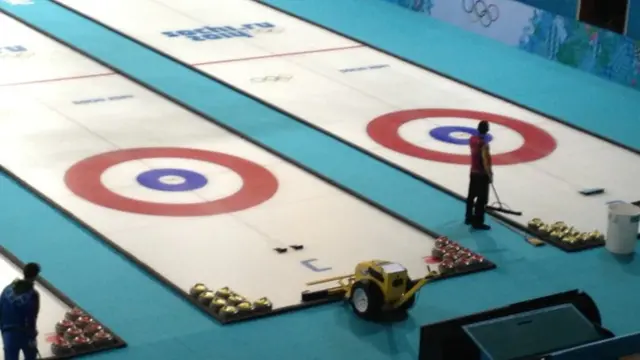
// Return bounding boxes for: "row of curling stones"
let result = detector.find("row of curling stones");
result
[52,307,116,357]
[430,237,486,274]
[528,218,605,245]
[190,284,272,320]
[431,237,486,275]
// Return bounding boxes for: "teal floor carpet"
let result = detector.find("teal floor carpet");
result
[0,0,638,359]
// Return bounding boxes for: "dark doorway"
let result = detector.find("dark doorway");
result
[579,0,629,34]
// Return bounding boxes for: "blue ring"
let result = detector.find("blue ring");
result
[429,126,493,145]
[136,168,208,192]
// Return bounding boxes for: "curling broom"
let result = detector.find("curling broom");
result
[486,183,523,216]
[485,185,544,246]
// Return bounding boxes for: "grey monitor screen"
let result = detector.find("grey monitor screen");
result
[463,304,604,360]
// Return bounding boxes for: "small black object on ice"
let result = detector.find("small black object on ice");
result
[274,247,288,254]
[290,245,304,250]
[579,188,605,196]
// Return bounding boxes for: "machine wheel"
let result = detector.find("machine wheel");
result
[349,280,383,318]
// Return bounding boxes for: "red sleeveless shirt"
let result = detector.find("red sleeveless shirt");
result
[470,135,487,174]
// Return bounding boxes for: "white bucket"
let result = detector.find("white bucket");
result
[605,202,640,255]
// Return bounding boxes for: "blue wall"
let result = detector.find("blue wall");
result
[513,0,640,41]
[381,0,640,91]
[515,0,578,18]
[628,0,640,39]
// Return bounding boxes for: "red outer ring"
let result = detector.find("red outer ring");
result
[367,109,557,165]
[64,148,278,216]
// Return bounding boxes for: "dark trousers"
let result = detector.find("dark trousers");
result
[2,330,38,360]
[465,173,490,225]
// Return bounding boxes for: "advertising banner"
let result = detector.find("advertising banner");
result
[515,0,578,19]
[627,0,640,40]
[382,0,640,90]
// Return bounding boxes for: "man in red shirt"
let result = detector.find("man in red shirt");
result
[465,121,492,230]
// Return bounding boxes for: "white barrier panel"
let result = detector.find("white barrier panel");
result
[605,202,640,255]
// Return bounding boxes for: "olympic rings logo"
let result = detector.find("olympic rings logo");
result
[250,74,293,83]
[462,0,500,27]
[0,52,34,59]
[249,27,285,34]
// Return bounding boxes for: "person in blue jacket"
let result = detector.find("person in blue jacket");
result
[0,262,41,360]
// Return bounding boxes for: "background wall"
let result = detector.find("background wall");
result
[382,0,640,90]
[514,0,578,18]
[510,0,640,41]
[627,0,640,39]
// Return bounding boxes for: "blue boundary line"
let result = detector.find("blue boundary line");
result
[5,1,639,359]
